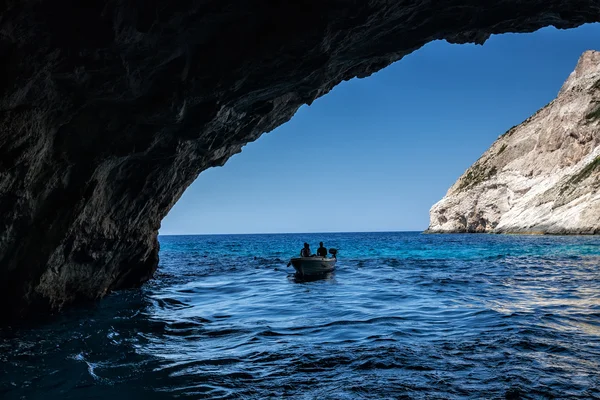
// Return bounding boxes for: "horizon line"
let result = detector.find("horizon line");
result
[158,229,426,236]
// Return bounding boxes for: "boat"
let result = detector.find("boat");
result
[288,249,337,275]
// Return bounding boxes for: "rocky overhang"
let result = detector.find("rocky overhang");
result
[2,1,600,321]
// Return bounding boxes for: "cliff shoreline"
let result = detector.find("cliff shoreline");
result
[428,51,600,235]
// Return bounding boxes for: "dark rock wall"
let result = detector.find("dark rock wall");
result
[1,0,599,320]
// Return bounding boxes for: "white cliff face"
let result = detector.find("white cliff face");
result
[428,50,600,234]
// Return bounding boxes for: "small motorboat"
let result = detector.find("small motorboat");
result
[288,249,337,275]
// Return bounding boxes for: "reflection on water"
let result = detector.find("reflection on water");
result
[1,232,600,399]
[289,271,336,283]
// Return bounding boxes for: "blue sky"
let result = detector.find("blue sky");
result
[160,23,600,235]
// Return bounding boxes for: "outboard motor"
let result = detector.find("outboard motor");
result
[329,248,338,259]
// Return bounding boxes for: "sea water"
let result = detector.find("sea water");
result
[2,232,600,399]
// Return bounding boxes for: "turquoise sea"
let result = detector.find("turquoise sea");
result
[2,232,600,399]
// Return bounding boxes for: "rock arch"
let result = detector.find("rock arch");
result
[1,1,599,320]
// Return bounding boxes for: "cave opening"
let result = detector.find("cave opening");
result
[2,0,600,323]
[160,23,600,237]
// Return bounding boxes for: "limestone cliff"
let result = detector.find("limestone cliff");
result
[428,51,600,234]
[2,2,600,321]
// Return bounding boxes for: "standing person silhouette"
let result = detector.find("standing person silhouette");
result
[317,242,327,257]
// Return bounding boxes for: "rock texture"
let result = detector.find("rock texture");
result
[2,2,600,321]
[428,50,600,234]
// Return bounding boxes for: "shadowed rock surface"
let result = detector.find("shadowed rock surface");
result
[428,51,600,234]
[2,1,600,320]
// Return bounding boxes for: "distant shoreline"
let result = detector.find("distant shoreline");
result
[423,230,599,236]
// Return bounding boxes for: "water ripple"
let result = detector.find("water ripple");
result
[2,233,600,399]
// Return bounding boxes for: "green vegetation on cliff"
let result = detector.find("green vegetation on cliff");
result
[457,163,498,192]
[586,104,600,121]
[569,156,600,185]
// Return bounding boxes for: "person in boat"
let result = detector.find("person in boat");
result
[300,242,312,257]
[316,242,327,257]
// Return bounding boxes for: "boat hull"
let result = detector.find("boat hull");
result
[290,257,336,275]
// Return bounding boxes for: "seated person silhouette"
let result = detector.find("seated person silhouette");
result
[300,243,312,257]
[316,242,327,257]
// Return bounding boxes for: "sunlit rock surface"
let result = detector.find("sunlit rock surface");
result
[428,51,600,234]
[2,1,600,320]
